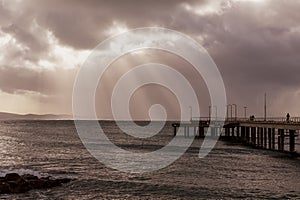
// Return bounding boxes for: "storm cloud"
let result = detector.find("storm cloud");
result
[0,0,300,118]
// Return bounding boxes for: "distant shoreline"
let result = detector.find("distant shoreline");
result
[0,119,179,122]
[0,112,71,121]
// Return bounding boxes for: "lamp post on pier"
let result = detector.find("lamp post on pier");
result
[244,106,247,120]
[227,104,233,121]
[209,105,217,120]
[189,106,192,122]
[213,105,218,121]
[264,93,267,121]
[232,104,237,121]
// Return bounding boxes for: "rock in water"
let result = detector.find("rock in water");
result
[4,173,21,181]
[0,173,73,194]
[21,174,39,181]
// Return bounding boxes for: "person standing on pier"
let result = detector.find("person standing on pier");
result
[286,113,290,122]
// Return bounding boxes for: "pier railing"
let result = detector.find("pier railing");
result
[191,117,300,124]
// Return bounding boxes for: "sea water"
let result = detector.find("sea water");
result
[0,120,299,199]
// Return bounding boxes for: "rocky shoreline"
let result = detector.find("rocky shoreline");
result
[0,173,72,194]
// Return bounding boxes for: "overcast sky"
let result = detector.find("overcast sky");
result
[0,0,300,119]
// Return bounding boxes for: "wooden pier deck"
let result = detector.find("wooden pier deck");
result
[172,117,300,156]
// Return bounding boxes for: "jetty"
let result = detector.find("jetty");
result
[172,117,300,156]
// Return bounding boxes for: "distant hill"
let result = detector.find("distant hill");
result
[0,112,72,120]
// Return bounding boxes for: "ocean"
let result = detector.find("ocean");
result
[0,120,299,199]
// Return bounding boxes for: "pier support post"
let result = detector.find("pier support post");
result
[184,126,190,137]
[264,128,267,148]
[289,130,295,152]
[271,128,275,150]
[210,127,215,137]
[251,127,256,145]
[216,127,220,136]
[250,127,253,145]
[231,127,235,138]
[228,127,231,137]
[278,129,285,151]
[260,128,264,148]
[254,127,258,146]
[245,127,250,143]
[268,128,272,149]
[241,126,246,142]
[199,127,204,137]
[213,127,216,137]
[278,129,281,150]
[236,126,240,140]
[173,124,178,136]
[257,128,260,147]
[212,127,218,137]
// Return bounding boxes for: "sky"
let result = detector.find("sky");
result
[0,0,300,119]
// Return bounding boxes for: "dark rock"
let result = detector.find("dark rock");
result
[43,179,61,188]
[21,174,38,181]
[5,173,21,181]
[7,178,31,193]
[0,173,73,194]
[27,179,44,189]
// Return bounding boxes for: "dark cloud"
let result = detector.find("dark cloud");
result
[8,0,208,49]
[1,0,300,116]
[0,1,10,25]
[202,1,300,108]
[19,0,186,49]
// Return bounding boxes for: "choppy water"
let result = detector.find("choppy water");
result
[0,120,299,199]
